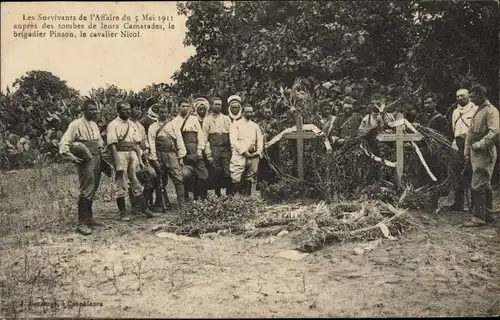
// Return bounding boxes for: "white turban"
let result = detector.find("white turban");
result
[194,98,210,110]
[227,95,242,105]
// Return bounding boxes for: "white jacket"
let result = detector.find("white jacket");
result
[451,102,478,138]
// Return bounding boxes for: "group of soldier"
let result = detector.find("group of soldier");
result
[312,84,498,225]
[59,95,264,235]
[59,83,498,235]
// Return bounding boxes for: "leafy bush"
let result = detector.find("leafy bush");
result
[260,177,320,202]
[167,194,264,236]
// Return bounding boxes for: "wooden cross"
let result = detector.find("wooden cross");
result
[376,114,423,189]
[282,114,317,180]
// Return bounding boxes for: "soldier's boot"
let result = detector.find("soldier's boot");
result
[244,180,252,196]
[136,193,154,218]
[129,188,139,216]
[214,188,222,197]
[195,179,208,200]
[448,187,465,212]
[184,182,191,202]
[174,183,185,210]
[231,181,242,196]
[143,187,154,209]
[117,197,131,221]
[483,189,495,223]
[471,190,492,223]
[486,188,493,210]
[87,198,104,227]
[76,198,92,235]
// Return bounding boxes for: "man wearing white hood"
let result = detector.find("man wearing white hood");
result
[228,95,242,122]
[447,88,478,211]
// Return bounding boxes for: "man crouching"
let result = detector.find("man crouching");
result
[107,101,153,221]
[59,99,104,235]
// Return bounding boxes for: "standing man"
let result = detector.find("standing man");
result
[107,101,152,221]
[140,100,161,209]
[148,104,186,209]
[203,97,232,196]
[464,85,499,223]
[195,98,210,126]
[330,97,364,147]
[257,106,280,189]
[446,89,477,211]
[417,93,451,139]
[59,99,104,235]
[228,95,242,122]
[229,104,264,196]
[129,100,152,216]
[172,99,209,200]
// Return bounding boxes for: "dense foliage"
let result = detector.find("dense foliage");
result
[173,1,499,114]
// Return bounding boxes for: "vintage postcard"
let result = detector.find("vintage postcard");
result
[1,1,499,318]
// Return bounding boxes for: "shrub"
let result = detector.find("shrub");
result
[167,194,264,236]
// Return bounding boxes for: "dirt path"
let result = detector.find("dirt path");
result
[2,202,499,318]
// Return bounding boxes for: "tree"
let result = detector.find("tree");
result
[12,70,79,100]
[173,1,499,116]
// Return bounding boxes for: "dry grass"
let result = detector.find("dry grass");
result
[1,165,500,317]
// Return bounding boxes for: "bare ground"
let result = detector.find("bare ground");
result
[1,165,499,318]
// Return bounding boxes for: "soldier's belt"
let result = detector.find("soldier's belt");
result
[116,141,137,151]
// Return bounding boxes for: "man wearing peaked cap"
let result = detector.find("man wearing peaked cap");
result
[228,95,242,122]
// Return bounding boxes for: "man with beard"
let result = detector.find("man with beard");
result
[148,104,186,210]
[128,100,153,217]
[257,106,280,189]
[445,89,478,211]
[464,85,499,224]
[59,99,105,235]
[229,104,264,196]
[331,97,364,147]
[107,101,153,221]
[228,95,243,122]
[203,97,232,196]
[172,99,209,200]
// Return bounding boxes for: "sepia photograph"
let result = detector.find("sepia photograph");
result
[1,0,499,317]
